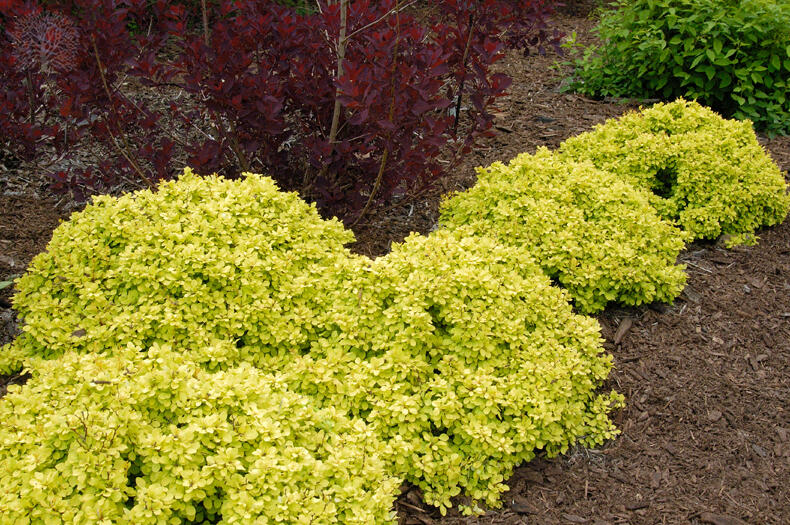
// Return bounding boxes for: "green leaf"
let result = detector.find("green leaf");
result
[690,53,706,69]
[0,281,12,290]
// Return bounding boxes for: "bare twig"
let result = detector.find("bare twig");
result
[228,119,251,172]
[26,71,35,126]
[344,0,418,42]
[311,0,349,188]
[453,13,476,135]
[352,0,402,227]
[91,36,153,186]
[326,0,348,150]
[201,0,210,46]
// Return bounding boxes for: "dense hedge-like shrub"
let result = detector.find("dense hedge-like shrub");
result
[280,230,622,511]
[0,346,399,524]
[566,0,790,135]
[559,100,790,243]
[0,169,358,374]
[0,171,622,517]
[439,148,688,313]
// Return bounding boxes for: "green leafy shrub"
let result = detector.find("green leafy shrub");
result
[0,345,399,524]
[1,168,359,375]
[567,0,790,135]
[275,230,622,512]
[559,99,790,242]
[439,148,688,313]
[0,171,622,517]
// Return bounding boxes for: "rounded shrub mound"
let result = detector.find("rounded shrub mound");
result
[373,231,622,511]
[0,172,623,518]
[0,168,361,375]
[273,229,622,512]
[567,0,790,135]
[0,345,399,524]
[169,228,622,513]
[559,99,790,243]
[439,148,688,313]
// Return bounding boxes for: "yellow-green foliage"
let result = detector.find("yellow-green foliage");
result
[439,149,688,313]
[0,171,622,519]
[1,168,359,374]
[0,345,399,524]
[271,230,622,511]
[559,99,790,241]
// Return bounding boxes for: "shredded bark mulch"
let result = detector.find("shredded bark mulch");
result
[1,5,789,524]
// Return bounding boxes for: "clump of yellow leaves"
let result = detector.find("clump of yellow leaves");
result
[0,170,621,522]
[440,148,689,313]
[559,99,790,241]
[442,99,788,312]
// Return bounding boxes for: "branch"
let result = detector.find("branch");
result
[201,0,210,46]
[91,36,153,187]
[453,13,476,135]
[352,0,402,227]
[326,0,348,150]
[343,0,418,43]
[311,0,349,187]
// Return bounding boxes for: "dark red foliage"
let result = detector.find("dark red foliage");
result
[8,10,80,71]
[1,0,557,223]
[0,1,66,162]
[1,0,180,189]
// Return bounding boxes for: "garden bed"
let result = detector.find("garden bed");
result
[1,6,789,525]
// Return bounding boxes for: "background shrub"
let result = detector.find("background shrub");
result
[559,99,790,243]
[567,0,790,135]
[439,148,688,313]
[0,0,557,223]
[0,172,622,516]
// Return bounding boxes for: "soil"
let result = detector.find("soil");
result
[1,4,789,524]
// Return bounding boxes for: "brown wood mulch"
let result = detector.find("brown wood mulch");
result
[1,4,789,523]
